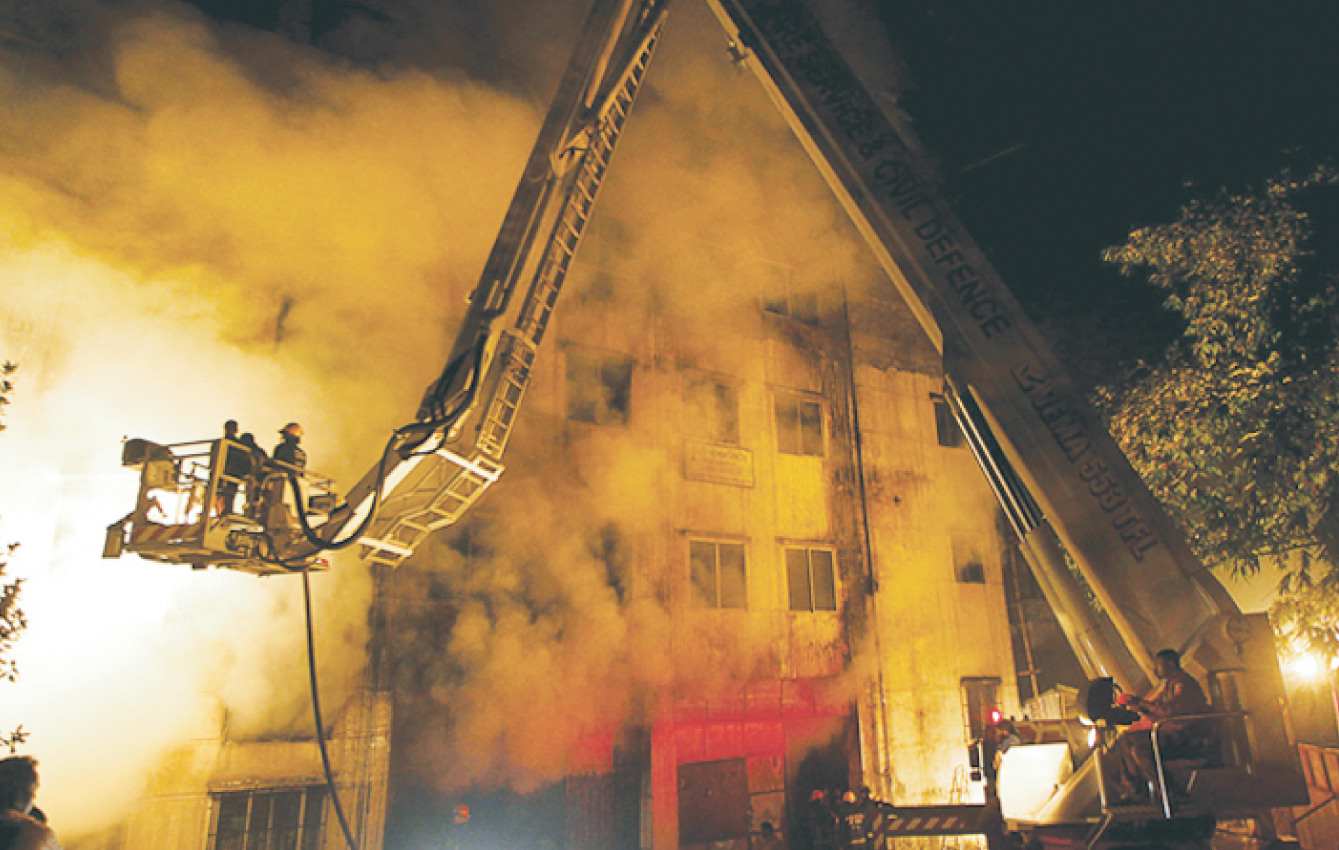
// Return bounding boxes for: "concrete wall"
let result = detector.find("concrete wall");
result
[528,218,1019,845]
[79,690,390,850]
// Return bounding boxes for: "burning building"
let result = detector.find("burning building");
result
[0,1,1064,849]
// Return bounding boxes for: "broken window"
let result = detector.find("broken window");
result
[775,395,825,457]
[210,786,326,850]
[594,522,630,603]
[567,350,633,426]
[786,546,838,612]
[690,540,747,609]
[761,264,819,324]
[953,535,987,584]
[686,379,740,445]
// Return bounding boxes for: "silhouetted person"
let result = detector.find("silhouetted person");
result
[837,790,870,849]
[238,433,267,516]
[0,756,60,849]
[217,420,250,515]
[804,789,838,850]
[755,821,785,850]
[983,718,1023,790]
[272,422,307,470]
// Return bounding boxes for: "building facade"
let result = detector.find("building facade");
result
[74,4,1027,848]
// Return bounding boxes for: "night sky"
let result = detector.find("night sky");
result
[872,0,1339,385]
[181,0,1339,390]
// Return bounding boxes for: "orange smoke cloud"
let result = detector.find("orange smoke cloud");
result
[0,0,540,832]
[0,0,889,827]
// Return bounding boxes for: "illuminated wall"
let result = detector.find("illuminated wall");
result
[376,208,1019,849]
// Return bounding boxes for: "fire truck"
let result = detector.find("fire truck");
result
[104,0,1307,846]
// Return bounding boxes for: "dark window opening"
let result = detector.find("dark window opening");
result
[762,267,820,325]
[961,677,1002,742]
[690,540,747,609]
[594,523,630,603]
[686,380,740,445]
[957,561,986,584]
[786,547,838,611]
[775,396,825,457]
[210,787,326,850]
[568,351,633,426]
[934,398,964,448]
[953,535,987,584]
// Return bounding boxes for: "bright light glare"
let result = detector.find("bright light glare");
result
[1287,653,1324,680]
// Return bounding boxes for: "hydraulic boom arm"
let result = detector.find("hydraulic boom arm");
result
[108,0,668,575]
[703,0,1303,826]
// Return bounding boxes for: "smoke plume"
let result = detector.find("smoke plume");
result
[0,0,885,830]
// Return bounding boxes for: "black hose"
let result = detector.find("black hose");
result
[302,569,361,850]
[419,332,489,425]
[288,434,400,552]
[265,329,491,572]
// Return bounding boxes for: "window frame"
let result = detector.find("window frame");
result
[566,348,634,427]
[685,376,742,447]
[960,677,1003,742]
[932,396,965,448]
[784,545,839,612]
[208,786,326,850]
[760,263,819,325]
[773,392,826,458]
[688,538,749,610]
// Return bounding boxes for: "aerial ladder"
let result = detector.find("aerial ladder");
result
[105,0,669,575]
[105,0,1307,845]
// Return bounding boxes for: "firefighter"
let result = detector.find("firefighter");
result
[264,423,307,536]
[272,422,307,470]
[216,420,251,515]
[805,789,838,850]
[837,790,871,850]
[0,756,60,850]
[238,433,268,517]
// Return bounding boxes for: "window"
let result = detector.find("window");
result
[934,398,965,448]
[761,265,819,324]
[567,351,633,426]
[957,561,986,584]
[593,522,630,603]
[786,547,837,611]
[953,535,986,584]
[690,540,747,609]
[774,395,824,457]
[210,787,325,850]
[961,677,1002,741]
[686,379,740,445]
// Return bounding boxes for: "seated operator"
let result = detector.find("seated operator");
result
[1107,648,1211,804]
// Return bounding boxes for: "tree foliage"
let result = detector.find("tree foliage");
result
[0,361,25,751]
[1097,167,1339,657]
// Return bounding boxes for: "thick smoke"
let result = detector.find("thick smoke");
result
[0,0,541,832]
[0,0,887,828]
[385,1,878,795]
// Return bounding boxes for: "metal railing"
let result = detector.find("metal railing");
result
[1147,711,1250,818]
